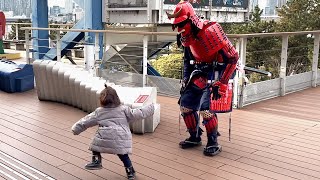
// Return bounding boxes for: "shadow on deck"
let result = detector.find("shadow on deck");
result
[0,87,320,180]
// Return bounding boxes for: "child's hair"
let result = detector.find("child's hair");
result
[100,85,121,108]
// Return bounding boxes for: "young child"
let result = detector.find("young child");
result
[72,85,155,179]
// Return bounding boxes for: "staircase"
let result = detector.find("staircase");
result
[103,41,172,75]
[43,19,85,60]
[0,151,55,180]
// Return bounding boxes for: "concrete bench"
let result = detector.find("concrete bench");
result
[32,60,160,134]
[0,60,34,93]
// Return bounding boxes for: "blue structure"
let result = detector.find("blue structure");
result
[31,0,161,76]
[32,0,49,59]
[32,0,104,60]
[43,19,85,60]
[83,0,104,58]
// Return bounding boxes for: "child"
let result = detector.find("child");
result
[72,85,155,179]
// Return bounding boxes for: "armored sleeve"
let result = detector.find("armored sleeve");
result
[219,41,239,84]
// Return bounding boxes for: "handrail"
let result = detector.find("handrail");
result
[227,30,320,38]
[18,26,320,107]
[20,27,180,36]
[21,27,320,37]
[7,23,74,26]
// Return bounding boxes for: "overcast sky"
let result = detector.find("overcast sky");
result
[48,0,65,7]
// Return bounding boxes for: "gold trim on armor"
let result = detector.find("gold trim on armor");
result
[200,110,214,118]
[180,106,192,113]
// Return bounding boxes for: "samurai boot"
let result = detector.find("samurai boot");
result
[85,154,102,170]
[125,166,136,179]
[179,128,203,149]
[203,135,222,156]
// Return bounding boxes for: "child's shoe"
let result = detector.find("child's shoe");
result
[85,155,102,170]
[125,166,135,179]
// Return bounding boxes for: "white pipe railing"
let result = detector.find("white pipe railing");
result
[19,27,320,108]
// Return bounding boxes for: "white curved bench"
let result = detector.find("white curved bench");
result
[32,60,160,134]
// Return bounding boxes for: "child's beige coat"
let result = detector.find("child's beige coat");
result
[72,104,154,154]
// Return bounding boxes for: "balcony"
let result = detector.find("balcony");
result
[1,24,320,179]
[0,84,320,179]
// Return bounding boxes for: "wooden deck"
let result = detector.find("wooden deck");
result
[1,87,320,180]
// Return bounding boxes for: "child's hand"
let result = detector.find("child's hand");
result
[72,130,76,135]
[72,129,80,135]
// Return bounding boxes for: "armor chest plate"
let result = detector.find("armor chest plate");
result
[188,23,228,63]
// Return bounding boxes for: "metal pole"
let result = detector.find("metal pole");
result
[147,0,151,23]
[94,32,100,77]
[238,37,247,108]
[25,29,30,64]
[94,32,100,61]
[233,38,240,108]
[312,33,320,87]
[16,24,19,40]
[280,35,288,96]
[142,35,148,87]
[56,30,61,62]
[209,0,212,20]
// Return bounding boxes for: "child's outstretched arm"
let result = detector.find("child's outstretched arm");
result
[124,104,155,122]
[71,110,99,135]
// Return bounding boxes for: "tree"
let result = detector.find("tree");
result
[150,43,183,79]
[276,0,320,74]
[223,6,280,82]
[277,0,320,31]
[8,19,31,40]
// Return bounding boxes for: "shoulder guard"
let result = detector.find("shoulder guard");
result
[189,22,229,63]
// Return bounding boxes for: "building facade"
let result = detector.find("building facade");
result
[0,0,32,17]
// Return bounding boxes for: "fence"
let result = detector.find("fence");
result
[20,26,320,108]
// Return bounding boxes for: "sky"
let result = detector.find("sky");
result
[48,0,66,7]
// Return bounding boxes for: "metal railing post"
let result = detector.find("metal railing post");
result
[142,35,148,87]
[209,0,212,20]
[94,32,101,77]
[238,37,247,108]
[232,38,240,108]
[94,32,100,61]
[280,35,288,96]
[15,24,19,40]
[312,33,320,87]
[25,29,30,64]
[147,0,151,23]
[56,30,61,62]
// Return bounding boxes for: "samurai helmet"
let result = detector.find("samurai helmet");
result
[166,1,196,25]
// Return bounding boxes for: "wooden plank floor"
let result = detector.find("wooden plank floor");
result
[1,87,320,180]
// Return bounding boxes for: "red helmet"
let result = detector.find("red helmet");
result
[166,1,195,25]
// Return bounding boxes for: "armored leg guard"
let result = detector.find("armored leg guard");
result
[85,152,102,170]
[179,128,203,149]
[179,110,202,149]
[202,112,222,156]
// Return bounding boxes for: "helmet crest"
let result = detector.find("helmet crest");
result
[166,1,195,25]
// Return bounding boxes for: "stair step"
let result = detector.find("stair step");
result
[0,151,55,180]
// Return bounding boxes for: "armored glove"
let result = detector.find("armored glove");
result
[211,81,228,100]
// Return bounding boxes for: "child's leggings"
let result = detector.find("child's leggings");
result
[92,151,132,167]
